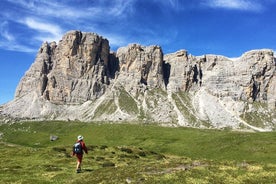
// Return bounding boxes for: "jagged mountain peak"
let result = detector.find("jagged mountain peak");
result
[1,30,275,131]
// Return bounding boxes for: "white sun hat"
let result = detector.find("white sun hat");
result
[77,135,83,140]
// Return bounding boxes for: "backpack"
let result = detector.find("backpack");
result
[73,142,83,154]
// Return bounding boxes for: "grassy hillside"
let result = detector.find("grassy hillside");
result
[1,121,276,183]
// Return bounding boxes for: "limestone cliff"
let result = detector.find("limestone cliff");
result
[165,49,276,130]
[16,30,110,104]
[1,30,275,131]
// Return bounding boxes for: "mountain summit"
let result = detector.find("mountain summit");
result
[1,30,275,131]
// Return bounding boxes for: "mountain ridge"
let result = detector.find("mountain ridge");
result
[1,30,275,131]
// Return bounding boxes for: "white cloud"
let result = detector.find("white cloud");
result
[153,0,183,11]
[168,0,180,9]
[0,42,36,53]
[7,0,136,20]
[0,21,35,52]
[23,18,63,42]
[204,0,264,11]
[0,0,139,53]
[0,21,15,41]
[24,18,61,35]
[0,33,36,52]
[105,34,128,49]
[6,0,78,18]
[4,0,138,43]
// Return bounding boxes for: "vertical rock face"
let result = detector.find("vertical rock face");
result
[1,30,275,131]
[16,31,111,104]
[164,49,275,130]
[16,41,56,99]
[239,50,275,104]
[164,50,198,92]
[207,50,276,105]
[164,49,276,105]
[117,44,165,90]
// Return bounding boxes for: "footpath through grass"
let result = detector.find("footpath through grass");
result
[0,121,276,183]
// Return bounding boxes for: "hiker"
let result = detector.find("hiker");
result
[72,135,88,173]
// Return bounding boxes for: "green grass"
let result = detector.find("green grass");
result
[140,88,173,122]
[1,121,276,183]
[241,102,276,128]
[118,88,139,114]
[172,92,212,128]
[93,99,117,118]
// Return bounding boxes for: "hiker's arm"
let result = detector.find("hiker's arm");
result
[83,142,88,154]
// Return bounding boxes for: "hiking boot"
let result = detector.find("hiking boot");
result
[76,168,81,173]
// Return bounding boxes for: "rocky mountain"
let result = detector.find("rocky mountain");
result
[1,30,275,131]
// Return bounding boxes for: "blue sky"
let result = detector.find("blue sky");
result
[0,0,276,105]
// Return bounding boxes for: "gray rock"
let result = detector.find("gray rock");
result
[50,135,58,141]
[0,30,275,131]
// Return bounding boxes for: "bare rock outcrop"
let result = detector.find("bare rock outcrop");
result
[164,49,275,130]
[165,49,276,105]
[1,30,275,131]
[15,41,55,99]
[239,50,276,103]
[117,44,165,91]
[16,31,111,105]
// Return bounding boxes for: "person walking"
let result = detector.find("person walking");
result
[72,135,88,173]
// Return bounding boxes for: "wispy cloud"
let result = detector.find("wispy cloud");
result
[23,17,63,42]
[3,0,271,55]
[153,0,185,12]
[0,42,36,53]
[167,0,181,10]
[0,0,138,52]
[7,0,136,20]
[6,0,83,19]
[0,21,14,41]
[203,0,264,11]
[107,0,136,16]
[0,20,35,52]
[105,34,128,50]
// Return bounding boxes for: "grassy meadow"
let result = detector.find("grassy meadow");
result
[1,121,276,183]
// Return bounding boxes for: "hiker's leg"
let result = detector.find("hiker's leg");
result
[77,160,81,168]
[76,154,83,172]
[77,161,81,169]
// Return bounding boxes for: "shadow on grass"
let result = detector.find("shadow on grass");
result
[82,168,93,172]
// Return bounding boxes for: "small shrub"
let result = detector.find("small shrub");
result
[100,145,108,149]
[138,151,146,157]
[102,161,115,167]
[120,147,133,154]
[87,145,98,151]
[96,156,105,161]
[156,154,166,160]
[52,147,66,152]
